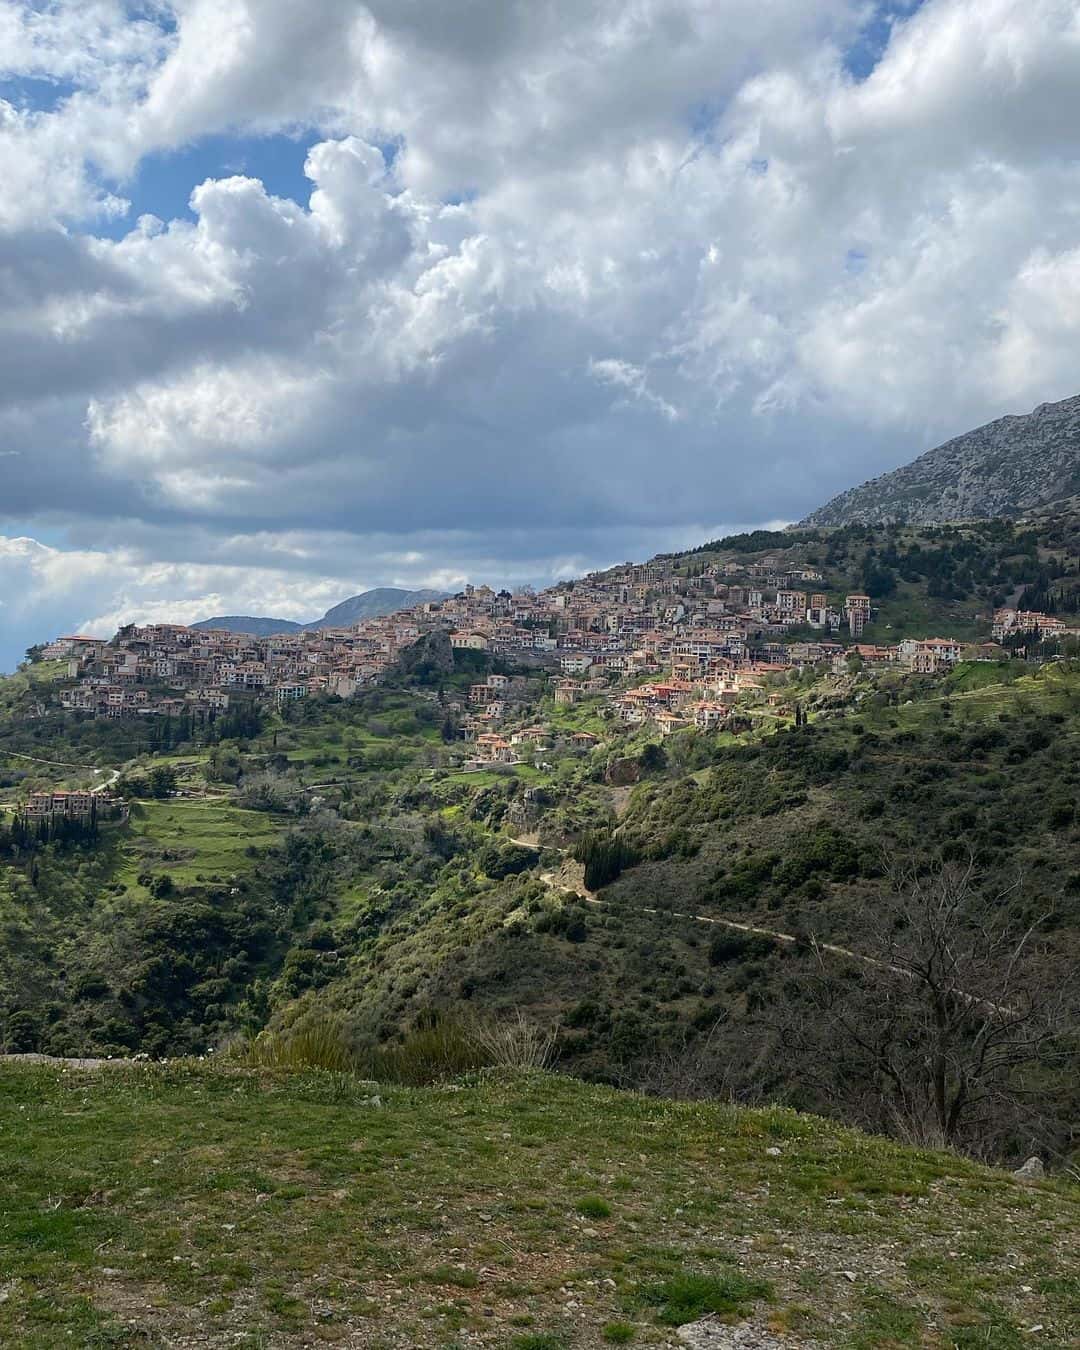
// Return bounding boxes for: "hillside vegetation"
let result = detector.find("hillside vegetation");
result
[1,1062,1077,1348]
[0,522,1078,1171]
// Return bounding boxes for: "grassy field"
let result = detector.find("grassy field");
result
[0,1064,1076,1348]
[546,699,611,736]
[440,765,550,789]
[870,661,1078,735]
[119,799,282,891]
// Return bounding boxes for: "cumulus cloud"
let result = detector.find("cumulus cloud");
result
[2,0,1080,665]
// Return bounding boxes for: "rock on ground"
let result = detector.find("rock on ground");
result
[677,1318,815,1348]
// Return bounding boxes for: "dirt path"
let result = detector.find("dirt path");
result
[0,760,121,810]
[527,842,1007,1011]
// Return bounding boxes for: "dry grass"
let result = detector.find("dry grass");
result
[473,1010,558,1070]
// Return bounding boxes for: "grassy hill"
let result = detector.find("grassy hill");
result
[1,1061,1077,1348]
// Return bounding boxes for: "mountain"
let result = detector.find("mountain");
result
[803,392,1080,526]
[304,587,447,629]
[193,588,448,636]
[190,616,303,636]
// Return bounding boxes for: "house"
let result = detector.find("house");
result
[691,701,731,731]
[511,726,550,747]
[469,675,509,706]
[992,609,1068,641]
[844,595,872,638]
[654,711,690,737]
[42,635,107,661]
[450,632,491,651]
[806,594,832,628]
[899,638,961,673]
[473,733,517,765]
[24,791,97,821]
[852,644,897,668]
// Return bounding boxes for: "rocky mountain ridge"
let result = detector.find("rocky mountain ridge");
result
[803,392,1080,526]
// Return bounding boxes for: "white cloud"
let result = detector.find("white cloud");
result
[588,358,680,422]
[3,0,1080,661]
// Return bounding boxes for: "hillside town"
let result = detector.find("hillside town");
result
[32,548,1076,760]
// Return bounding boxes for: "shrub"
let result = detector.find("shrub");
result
[372,1017,487,1085]
[634,1271,773,1325]
[708,932,772,966]
[723,853,777,901]
[472,1011,557,1070]
[243,1014,360,1072]
[576,1195,612,1219]
[564,999,603,1028]
[573,831,640,890]
[477,842,536,879]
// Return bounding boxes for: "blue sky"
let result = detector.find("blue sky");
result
[1,0,1078,670]
[843,2,927,80]
[97,132,319,236]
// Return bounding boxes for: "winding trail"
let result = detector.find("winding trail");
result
[0,753,121,809]
[1,750,119,788]
[514,838,1010,1014]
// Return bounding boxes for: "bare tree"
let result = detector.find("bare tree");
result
[778,856,1079,1158]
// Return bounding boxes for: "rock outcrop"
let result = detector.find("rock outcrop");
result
[802,394,1080,526]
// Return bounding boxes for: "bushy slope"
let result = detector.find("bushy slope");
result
[2,651,1079,1151]
[803,393,1080,526]
[288,662,1080,1155]
[1,1062,1076,1348]
[2,529,1079,1175]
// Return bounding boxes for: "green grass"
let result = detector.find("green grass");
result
[576,1195,613,1220]
[879,662,1076,735]
[0,1065,1076,1348]
[440,764,549,788]
[633,1270,773,1325]
[120,798,281,889]
[545,697,610,736]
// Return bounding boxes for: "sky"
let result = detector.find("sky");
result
[2,0,1080,670]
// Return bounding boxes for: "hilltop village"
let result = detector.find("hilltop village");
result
[31,543,1074,773]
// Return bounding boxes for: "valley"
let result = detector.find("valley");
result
[0,517,1076,1170]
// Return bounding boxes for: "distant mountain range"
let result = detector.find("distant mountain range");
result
[192,588,448,636]
[802,393,1080,527]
